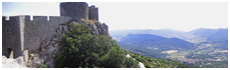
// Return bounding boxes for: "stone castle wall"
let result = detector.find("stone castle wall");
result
[2,15,72,57]
[23,16,72,52]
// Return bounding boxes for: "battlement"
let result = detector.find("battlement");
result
[2,16,21,21]
[3,15,31,21]
[3,15,72,22]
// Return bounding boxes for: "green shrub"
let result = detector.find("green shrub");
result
[54,23,139,68]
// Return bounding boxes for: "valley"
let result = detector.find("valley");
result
[110,28,228,68]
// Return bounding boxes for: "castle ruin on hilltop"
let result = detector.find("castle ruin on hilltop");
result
[2,2,107,58]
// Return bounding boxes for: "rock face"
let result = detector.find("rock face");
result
[85,20,111,38]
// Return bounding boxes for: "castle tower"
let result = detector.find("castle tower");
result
[89,5,99,21]
[60,2,89,21]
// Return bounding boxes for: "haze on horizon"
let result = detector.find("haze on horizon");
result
[2,2,228,32]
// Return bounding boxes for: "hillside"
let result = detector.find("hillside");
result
[125,51,198,68]
[187,28,228,50]
[118,34,195,59]
[187,28,228,42]
[120,34,195,50]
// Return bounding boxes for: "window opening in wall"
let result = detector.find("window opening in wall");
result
[6,29,10,34]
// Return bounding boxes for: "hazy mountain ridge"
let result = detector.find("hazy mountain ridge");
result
[120,34,195,50]
[110,29,184,40]
[187,28,228,42]
[110,28,228,43]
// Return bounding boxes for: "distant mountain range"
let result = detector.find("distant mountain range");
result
[187,28,228,50]
[110,29,184,41]
[120,34,195,50]
[187,28,228,42]
[110,28,228,43]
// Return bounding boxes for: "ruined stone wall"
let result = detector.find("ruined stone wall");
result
[60,2,89,21]
[2,15,72,57]
[89,5,99,21]
[23,16,71,52]
[2,16,23,58]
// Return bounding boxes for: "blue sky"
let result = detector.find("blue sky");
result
[2,2,60,16]
[2,2,24,15]
[2,2,228,32]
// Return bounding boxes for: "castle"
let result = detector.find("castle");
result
[2,2,103,58]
